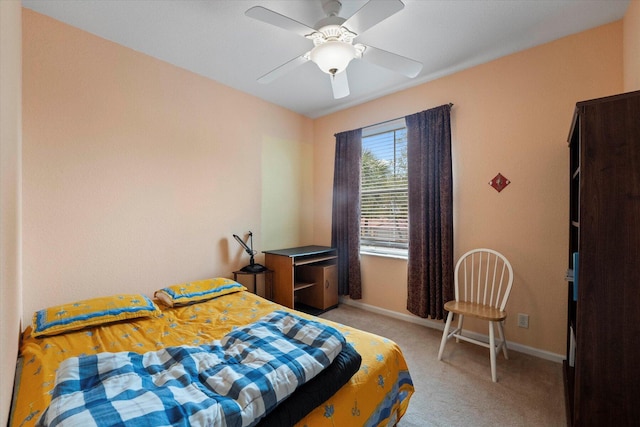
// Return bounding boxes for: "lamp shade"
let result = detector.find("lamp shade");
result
[310,40,357,75]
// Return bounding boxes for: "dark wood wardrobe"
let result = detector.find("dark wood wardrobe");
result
[564,90,640,426]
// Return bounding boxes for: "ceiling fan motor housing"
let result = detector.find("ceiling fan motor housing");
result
[307,25,364,75]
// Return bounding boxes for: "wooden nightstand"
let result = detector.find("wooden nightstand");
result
[233,269,273,300]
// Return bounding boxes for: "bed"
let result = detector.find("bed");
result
[9,279,414,426]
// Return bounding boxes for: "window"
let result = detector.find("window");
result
[360,119,408,257]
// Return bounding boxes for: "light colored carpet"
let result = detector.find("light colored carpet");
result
[319,304,566,427]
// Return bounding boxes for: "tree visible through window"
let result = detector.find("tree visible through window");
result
[360,119,408,255]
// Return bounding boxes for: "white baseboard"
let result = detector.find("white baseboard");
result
[338,297,565,364]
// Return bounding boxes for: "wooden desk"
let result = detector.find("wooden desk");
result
[263,245,337,309]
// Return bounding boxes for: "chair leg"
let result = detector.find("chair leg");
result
[438,311,454,360]
[489,321,497,382]
[455,314,464,343]
[498,320,509,359]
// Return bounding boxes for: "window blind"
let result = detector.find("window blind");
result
[361,121,408,251]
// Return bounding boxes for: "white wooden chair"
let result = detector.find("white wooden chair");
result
[437,248,514,382]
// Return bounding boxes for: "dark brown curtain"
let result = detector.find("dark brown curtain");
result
[331,129,362,298]
[406,104,454,319]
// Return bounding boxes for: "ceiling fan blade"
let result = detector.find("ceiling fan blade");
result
[257,54,310,84]
[245,6,316,38]
[343,0,405,35]
[331,71,350,99]
[360,44,422,78]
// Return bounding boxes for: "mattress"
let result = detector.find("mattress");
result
[10,290,414,426]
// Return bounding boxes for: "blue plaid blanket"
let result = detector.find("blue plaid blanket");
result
[37,311,345,427]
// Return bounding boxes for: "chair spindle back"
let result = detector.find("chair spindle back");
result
[455,248,514,311]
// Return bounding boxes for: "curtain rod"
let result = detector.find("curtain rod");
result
[365,103,454,129]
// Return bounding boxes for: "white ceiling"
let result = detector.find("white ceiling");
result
[22,0,629,118]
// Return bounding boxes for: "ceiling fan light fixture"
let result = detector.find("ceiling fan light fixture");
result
[309,40,356,75]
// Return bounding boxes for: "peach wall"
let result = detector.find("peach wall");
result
[0,1,22,424]
[262,134,314,249]
[313,22,623,355]
[624,0,640,91]
[21,9,313,322]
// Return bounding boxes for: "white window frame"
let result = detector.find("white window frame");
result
[360,118,408,259]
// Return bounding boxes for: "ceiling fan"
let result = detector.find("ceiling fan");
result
[245,0,423,99]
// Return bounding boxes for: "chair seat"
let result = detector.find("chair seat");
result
[443,300,507,322]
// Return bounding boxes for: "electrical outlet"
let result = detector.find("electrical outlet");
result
[517,313,529,328]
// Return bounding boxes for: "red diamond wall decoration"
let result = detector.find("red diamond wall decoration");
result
[489,173,510,192]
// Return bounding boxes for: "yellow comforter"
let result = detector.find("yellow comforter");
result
[11,291,413,426]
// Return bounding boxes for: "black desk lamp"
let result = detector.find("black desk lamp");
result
[233,231,267,273]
